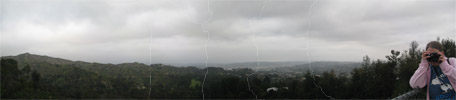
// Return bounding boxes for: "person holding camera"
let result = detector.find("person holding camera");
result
[410,41,456,100]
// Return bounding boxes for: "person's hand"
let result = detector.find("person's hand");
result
[422,51,430,61]
[438,51,446,63]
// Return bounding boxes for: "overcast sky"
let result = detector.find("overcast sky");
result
[1,0,456,64]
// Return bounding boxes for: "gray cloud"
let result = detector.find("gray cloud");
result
[1,0,455,64]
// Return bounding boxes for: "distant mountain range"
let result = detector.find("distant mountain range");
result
[271,61,361,75]
[3,53,75,69]
[2,53,360,75]
[170,61,360,75]
[172,61,308,69]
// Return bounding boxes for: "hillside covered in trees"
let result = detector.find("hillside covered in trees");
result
[1,38,456,99]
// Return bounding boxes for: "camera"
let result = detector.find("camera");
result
[426,52,441,62]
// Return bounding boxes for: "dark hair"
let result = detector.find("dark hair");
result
[426,41,443,51]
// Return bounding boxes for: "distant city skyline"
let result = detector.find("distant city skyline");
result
[1,0,456,64]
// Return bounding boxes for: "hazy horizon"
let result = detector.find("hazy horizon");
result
[3,52,364,67]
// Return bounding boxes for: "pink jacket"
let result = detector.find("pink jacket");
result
[409,57,456,100]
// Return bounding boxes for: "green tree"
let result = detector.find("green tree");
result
[393,41,422,96]
[31,70,41,88]
[319,70,349,99]
[1,59,23,98]
[22,65,31,75]
[441,38,456,57]
[349,54,397,99]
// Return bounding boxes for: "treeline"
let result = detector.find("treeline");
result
[1,38,455,99]
[1,59,147,99]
